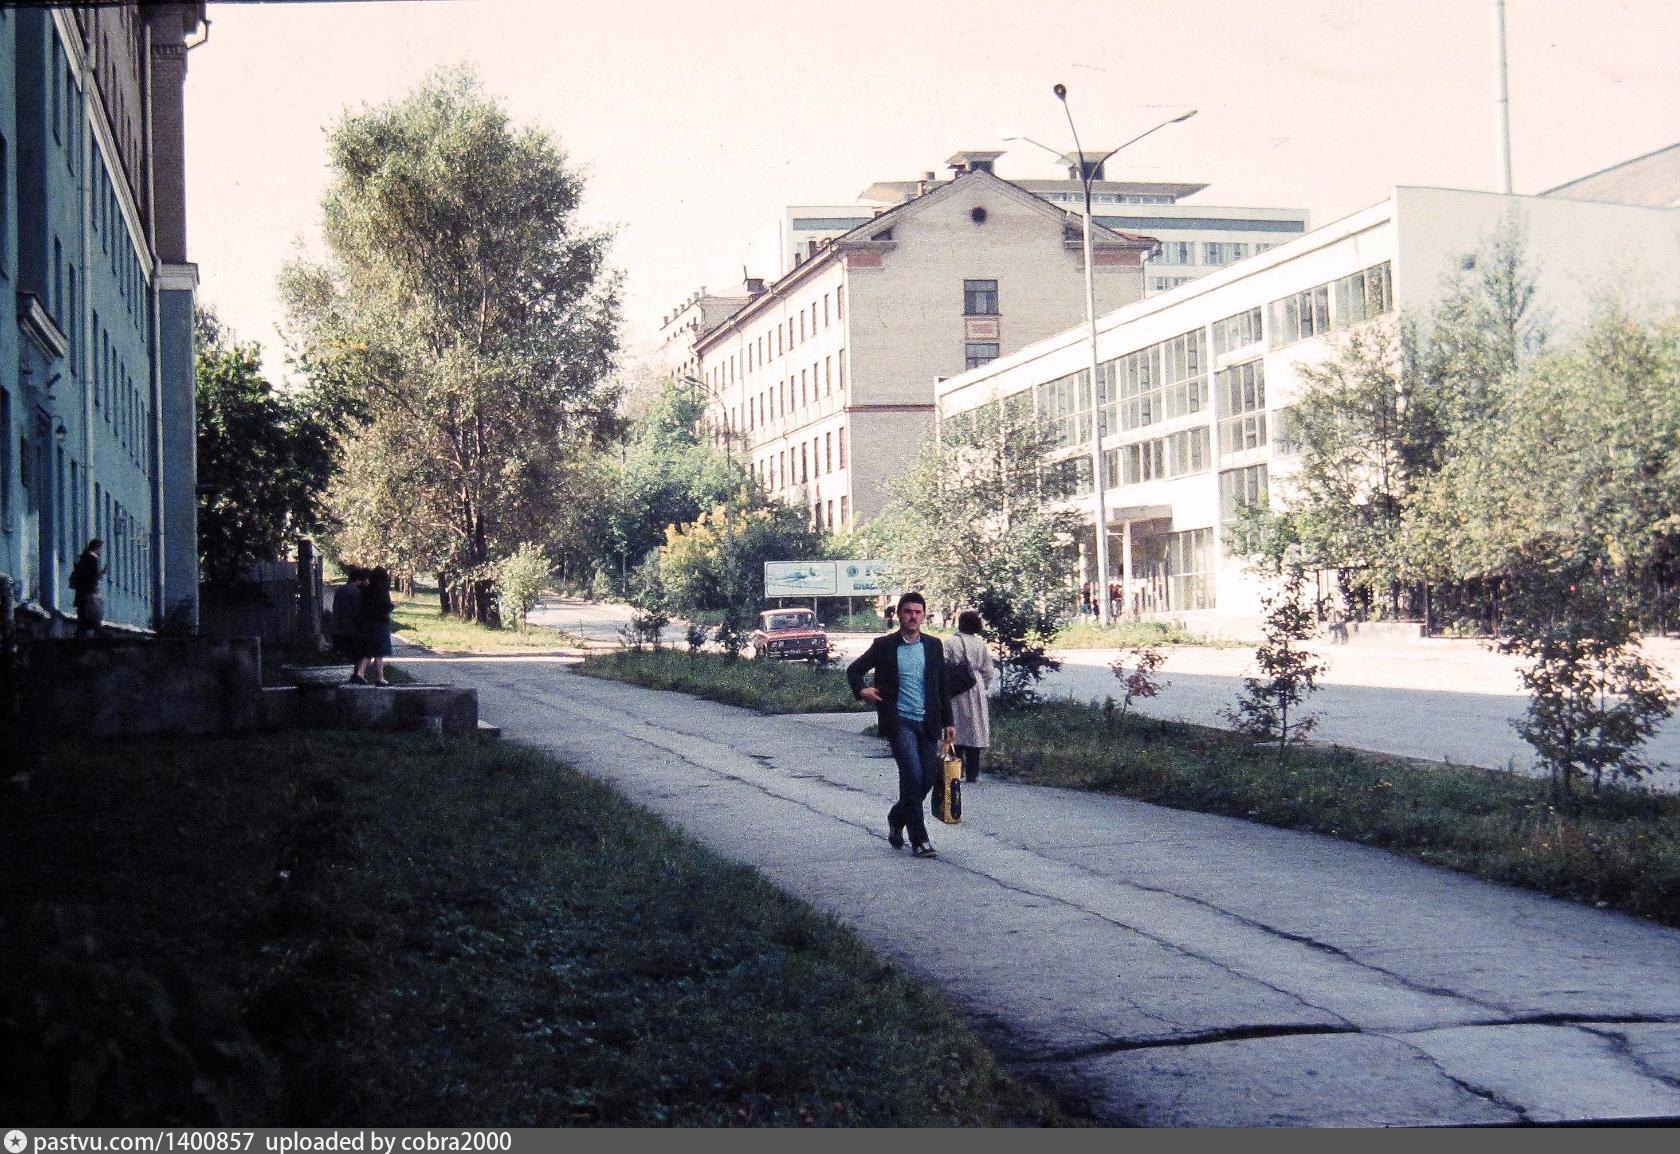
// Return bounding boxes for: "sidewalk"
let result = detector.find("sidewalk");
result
[420,654,1680,1126]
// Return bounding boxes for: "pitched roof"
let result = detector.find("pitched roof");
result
[696,169,1156,350]
[1539,142,1680,209]
[834,166,1158,250]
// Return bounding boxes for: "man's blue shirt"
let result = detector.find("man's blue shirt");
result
[896,638,926,723]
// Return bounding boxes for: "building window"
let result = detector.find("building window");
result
[800,444,808,484]
[67,266,78,376]
[1216,359,1267,455]
[840,495,848,526]
[1036,370,1092,450]
[1154,241,1192,266]
[1165,527,1215,611]
[1274,406,1301,456]
[838,426,847,468]
[826,500,834,528]
[825,356,832,395]
[0,387,11,523]
[1219,464,1269,525]
[838,349,846,391]
[1212,307,1263,357]
[1122,426,1216,480]
[1332,262,1393,329]
[963,279,999,316]
[1107,327,1206,433]
[837,285,844,320]
[1268,284,1331,348]
[1152,276,1193,291]
[1043,454,1093,498]
[824,294,830,328]
[965,342,1000,370]
[1203,242,1249,266]
[825,431,833,473]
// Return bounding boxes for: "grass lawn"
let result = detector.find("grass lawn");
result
[0,729,1077,1127]
[391,592,581,654]
[580,651,1680,929]
[582,649,865,715]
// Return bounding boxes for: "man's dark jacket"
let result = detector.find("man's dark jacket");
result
[847,632,954,742]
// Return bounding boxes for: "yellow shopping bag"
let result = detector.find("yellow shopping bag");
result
[933,742,964,825]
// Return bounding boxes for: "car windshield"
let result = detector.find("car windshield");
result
[766,613,813,631]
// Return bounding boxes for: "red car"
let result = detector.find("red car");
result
[749,608,830,662]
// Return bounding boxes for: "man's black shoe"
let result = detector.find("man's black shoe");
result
[911,841,937,858]
[888,819,905,850]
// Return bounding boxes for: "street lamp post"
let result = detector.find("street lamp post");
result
[1009,94,1195,626]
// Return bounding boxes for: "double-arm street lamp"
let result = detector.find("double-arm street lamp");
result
[1007,91,1195,626]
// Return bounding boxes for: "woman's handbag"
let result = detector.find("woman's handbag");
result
[933,742,964,824]
[946,637,978,696]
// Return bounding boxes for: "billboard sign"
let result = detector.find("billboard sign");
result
[763,560,890,598]
[764,561,838,597]
[836,559,891,596]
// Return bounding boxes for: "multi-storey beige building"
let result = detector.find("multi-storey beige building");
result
[694,167,1154,531]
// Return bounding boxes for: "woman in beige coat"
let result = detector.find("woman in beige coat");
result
[945,610,994,782]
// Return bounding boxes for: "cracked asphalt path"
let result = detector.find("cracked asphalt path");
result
[422,654,1680,1126]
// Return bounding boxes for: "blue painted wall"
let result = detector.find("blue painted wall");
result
[2,7,189,632]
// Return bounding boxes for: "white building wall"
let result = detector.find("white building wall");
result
[939,187,1680,634]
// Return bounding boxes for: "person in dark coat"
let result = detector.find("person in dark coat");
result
[69,538,106,638]
[847,591,955,858]
[337,567,369,679]
[354,567,395,687]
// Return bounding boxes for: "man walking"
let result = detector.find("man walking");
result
[847,591,955,858]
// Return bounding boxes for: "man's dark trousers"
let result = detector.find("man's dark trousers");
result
[887,717,939,845]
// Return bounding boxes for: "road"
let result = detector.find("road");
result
[529,595,1680,783]
[408,650,1680,1126]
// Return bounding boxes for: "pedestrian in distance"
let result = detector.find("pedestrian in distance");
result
[355,566,395,687]
[69,538,106,638]
[946,610,994,783]
[847,591,955,858]
[337,567,370,679]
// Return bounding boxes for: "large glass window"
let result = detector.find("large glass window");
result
[1166,528,1215,611]
[1217,359,1267,455]
[965,342,999,370]
[1219,464,1269,524]
[1121,427,1209,484]
[1332,261,1393,329]
[1110,328,1206,432]
[1036,370,1091,450]
[1268,284,1330,348]
[964,279,999,316]
[1212,307,1263,357]
[1043,454,1093,498]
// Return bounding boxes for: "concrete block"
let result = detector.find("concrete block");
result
[32,636,263,737]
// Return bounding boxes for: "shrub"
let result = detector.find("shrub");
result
[496,543,550,632]
[1221,569,1324,760]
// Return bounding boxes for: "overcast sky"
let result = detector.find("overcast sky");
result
[183,0,1680,375]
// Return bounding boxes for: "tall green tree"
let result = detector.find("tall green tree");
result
[1232,217,1545,615]
[194,308,335,585]
[864,399,1080,703]
[281,67,621,622]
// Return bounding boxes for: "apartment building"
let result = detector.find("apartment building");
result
[694,167,1155,531]
[787,149,1308,295]
[1,4,206,633]
[936,183,1680,634]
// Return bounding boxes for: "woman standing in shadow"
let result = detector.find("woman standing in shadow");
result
[355,567,395,687]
